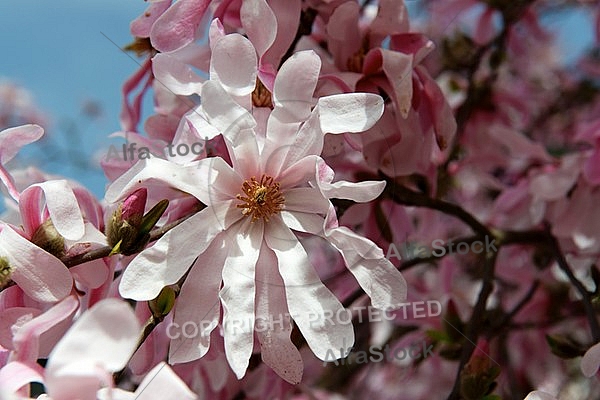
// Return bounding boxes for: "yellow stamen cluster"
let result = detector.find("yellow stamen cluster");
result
[236,174,284,222]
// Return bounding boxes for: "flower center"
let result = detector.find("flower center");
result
[252,79,273,109]
[236,174,284,222]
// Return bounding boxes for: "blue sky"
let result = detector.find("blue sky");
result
[0,1,596,198]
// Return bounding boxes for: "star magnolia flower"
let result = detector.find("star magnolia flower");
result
[106,49,407,383]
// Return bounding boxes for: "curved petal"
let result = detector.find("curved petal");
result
[13,295,79,362]
[120,201,241,301]
[0,226,72,303]
[271,50,321,124]
[319,179,386,203]
[210,34,257,97]
[240,0,277,56]
[220,219,262,378]
[0,361,44,394]
[0,124,44,164]
[20,180,85,241]
[317,93,384,133]
[325,225,407,309]
[264,218,354,361]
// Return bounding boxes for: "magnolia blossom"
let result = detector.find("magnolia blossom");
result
[107,46,407,382]
[0,299,196,400]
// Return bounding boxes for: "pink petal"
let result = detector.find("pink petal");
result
[240,0,277,56]
[0,307,41,351]
[264,219,354,361]
[582,342,600,377]
[0,226,72,303]
[259,0,301,89]
[0,124,44,164]
[70,259,109,290]
[150,0,211,52]
[130,0,172,38]
[326,1,361,70]
[220,220,262,378]
[0,361,44,394]
[474,8,497,45]
[13,295,79,361]
[377,49,413,118]
[584,149,600,185]
[45,299,141,398]
[369,0,409,40]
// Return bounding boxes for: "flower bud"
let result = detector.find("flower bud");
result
[106,188,169,256]
[459,339,501,400]
[0,257,13,288]
[31,218,65,258]
[149,286,176,320]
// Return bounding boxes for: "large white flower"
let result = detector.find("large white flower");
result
[106,37,407,384]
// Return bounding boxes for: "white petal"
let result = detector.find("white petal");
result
[200,81,256,143]
[283,188,330,214]
[220,220,262,378]
[210,34,257,97]
[280,211,324,235]
[152,53,204,96]
[105,157,239,205]
[264,219,354,360]
[20,180,85,241]
[272,51,321,124]
[45,299,140,398]
[326,225,407,309]
[0,226,72,303]
[119,201,241,300]
[319,179,386,202]
[317,93,384,134]
[133,362,197,400]
[255,242,303,384]
[524,391,558,400]
[169,235,227,364]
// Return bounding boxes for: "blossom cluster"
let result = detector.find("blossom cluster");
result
[1,0,600,399]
